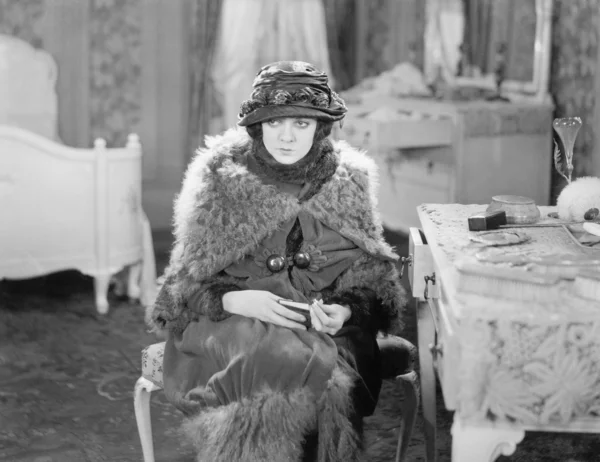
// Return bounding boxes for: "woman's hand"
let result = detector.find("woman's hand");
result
[310,300,352,336]
[222,290,308,331]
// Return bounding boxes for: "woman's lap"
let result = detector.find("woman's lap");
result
[163,317,381,419]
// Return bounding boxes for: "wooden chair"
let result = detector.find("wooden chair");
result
[134,335,419,461]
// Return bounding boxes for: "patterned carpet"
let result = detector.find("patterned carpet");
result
[0,230,597,461]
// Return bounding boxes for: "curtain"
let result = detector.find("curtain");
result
[462,0,493,74]
[424,0,464,81]
[211,0,333,130]
[188,0,224,155]
[323,0,355,91]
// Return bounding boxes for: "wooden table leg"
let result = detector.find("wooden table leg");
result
[451,417,525,461]
[417,299,437,462]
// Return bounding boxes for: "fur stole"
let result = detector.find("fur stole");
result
[152,128,406,333]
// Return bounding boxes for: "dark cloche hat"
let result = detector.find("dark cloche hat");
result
[238,61,348,127]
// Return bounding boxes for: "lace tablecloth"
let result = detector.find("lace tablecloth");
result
[418,203,600,427]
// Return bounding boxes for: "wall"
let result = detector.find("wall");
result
[549,0,600,196]
[0,0,142,147]
[0,0,191,229]
[89,0,142,148]
[0,0,44,46]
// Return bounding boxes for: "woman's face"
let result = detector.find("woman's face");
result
[261,117,317,164]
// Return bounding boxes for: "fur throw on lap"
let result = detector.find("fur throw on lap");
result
[182,360,360,462]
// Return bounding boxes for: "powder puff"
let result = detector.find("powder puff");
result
[556,176,600,221]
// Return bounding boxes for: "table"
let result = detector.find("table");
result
[409,203,600,461]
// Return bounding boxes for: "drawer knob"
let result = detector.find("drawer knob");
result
[400,255,413,278]
[429,342,444,360]
[424,273,436,300]
[427,160,434,174]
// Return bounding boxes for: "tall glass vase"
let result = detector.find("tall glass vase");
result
[552,117,582,184]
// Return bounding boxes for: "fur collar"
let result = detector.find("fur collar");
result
[167,128,397,287]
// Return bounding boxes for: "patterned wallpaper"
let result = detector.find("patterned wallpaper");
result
[0,0,44,47]
[89,0,142,148]
[549,0,599,195]
[363,0,425,79]
[0,0,142,148]
[507,0,537,82]
[363,1,393,78]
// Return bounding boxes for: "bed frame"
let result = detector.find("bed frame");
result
[0,34,156,314]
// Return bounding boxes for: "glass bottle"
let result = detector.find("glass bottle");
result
[552,117,582,184]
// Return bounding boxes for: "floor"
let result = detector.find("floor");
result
[0,230,598,462]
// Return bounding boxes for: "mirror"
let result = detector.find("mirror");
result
[423,0,553,101]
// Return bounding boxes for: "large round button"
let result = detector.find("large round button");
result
[293,251,312,269]
[266,254,286,273]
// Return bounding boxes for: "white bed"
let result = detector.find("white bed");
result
[0,34,156,314]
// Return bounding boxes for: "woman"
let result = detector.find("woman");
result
[149,61,407,461]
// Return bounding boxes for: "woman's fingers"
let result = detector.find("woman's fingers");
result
[273,303,307,323]
[271,313,307,330]
[311,301,331,327]
[310,308,323,331]
[317,302,338,315]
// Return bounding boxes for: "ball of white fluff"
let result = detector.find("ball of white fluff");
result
[556,176,600,221]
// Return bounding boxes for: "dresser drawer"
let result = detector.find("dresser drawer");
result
[409,227,459,410]
[376,153,453,233]
[408,228,438,300]
[338,115,454,150]
[387,150,453,191]
[429,296,460,411]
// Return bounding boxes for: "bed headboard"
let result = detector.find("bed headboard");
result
[0,34,61,142]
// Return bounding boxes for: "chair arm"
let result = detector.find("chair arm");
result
[377,335,417,380]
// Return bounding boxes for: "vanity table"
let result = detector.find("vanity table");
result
[409,203,600,461]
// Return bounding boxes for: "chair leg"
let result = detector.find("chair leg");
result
[134,376,161,462]
[394,370,420,462]
[417,299,437,462]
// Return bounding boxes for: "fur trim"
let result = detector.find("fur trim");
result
[149,275,194,334]
[187,278,241,322]
[328,287,374,330]
[182,362,360,462]
[316,361,362,461]
[332,254,406,333]
[150,273,245,334]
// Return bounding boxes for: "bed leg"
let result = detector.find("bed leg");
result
[94,273,111,314]
[127,262,142,300]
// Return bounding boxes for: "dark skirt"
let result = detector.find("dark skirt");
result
[302,325,381,461]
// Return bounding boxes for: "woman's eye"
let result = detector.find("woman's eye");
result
[296,121,309,127]
[268,119,280,126]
